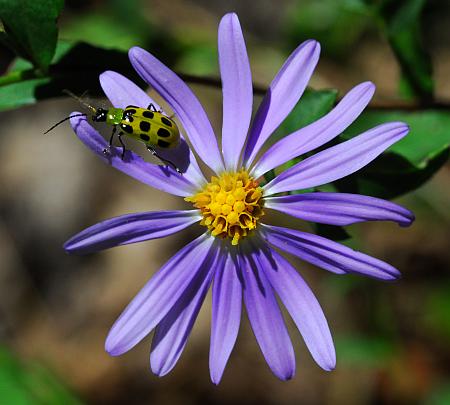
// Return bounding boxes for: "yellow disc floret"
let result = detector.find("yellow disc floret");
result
[186,170,264,245]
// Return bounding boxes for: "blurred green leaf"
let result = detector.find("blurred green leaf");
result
[0,41,144,111]
[335,335,396,366]
[371,0,433,100]
[274,88,338,140]
[61,13,144,52]
[425,284,450,339]
[0,0,64,72]
[334,147,449,200]
[344,110,450,169]
[0,346,82,405]
[426,384,450,405]
[331,109,450,199]
[285,0,370,57]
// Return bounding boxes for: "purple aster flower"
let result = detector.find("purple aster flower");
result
[65,13,414,383]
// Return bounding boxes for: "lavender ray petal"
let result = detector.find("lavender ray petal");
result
[70,115,198,196]
[100,70,160,110]
[261,224,401,280]
[264,122,409,195]
[243,40,320,167]
[64,210,202,255]
[99,71,205,185]
[256,243,335,371]
[240,244,296,380]
[209,249,242,384]
[264,193,414,227]
[129,46,224,174]
[150,244,223,376]
[105,233,214,356]
[219,13,253,171]
[251,82,375,178]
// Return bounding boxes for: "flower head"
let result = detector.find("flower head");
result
[65,13,414,383]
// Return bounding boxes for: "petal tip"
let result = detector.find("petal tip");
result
[105,342,124,357]
[210,372,223,385]
[400,211,415,227]
[362,81,376,94]
[128,46,145,60]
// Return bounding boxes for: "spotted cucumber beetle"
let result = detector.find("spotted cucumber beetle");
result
[45,91,181,172]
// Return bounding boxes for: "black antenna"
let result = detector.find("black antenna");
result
[44,113,87,134]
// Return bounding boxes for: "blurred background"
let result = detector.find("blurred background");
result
[0,0,449,404]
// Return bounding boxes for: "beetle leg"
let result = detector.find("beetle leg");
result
[118,132,127,159]
[103,125,117,155]
[147,146,181,173]
[148,103,157,112]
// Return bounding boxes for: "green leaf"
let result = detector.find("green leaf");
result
[326,109,449,199]
[285,0,371,58]
[335,335,396,367]
[0,0,65,72]
[273,88,338,141]
[333,147,449,200]
[0,346,82,405]
[343,110,450,169]
[0,41,143,111]
[372,0,433,100]
[424,283,450,340]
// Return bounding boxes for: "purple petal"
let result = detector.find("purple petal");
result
[243,40,320,167]
[219,13,253,171]
[251,82,375,178]
[209,250,242,384]
[105,233,214,356]
[265,193,414,227]
[70,115,198,197]
[64,210,201,255]
[264,122,409,195]
[240,243,296,380]
[150,244,223,376]
[261,224,401,280]
[100,70,160,110]
[99,71,205,186]
[255,243,335,371]
[129,46,225,174]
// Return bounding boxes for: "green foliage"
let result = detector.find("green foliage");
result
[425,284,450,340]
[337,110,450,199]
[335,335,396,366]
[370,0,434,100]
[285,0,371,57]
[0,346,82,405]
[0,41,143,111]
[345,110,450,169]
[274,88,338,139]
[0,0,64,73]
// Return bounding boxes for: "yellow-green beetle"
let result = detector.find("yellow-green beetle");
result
[45,92,181,172]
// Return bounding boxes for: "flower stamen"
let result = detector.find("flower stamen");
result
[186,170,264,245]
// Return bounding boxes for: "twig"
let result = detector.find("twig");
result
[179,72,450,111]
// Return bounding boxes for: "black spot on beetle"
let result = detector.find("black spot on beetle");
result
[157,128,171,137]
[157,139,170,148]
[124,115,134,123]
[142,111,154,119]
[160,117,172,127]
[121,124,133,134]
[140,121,151,132]
[125,108,136,115]
[140,134,150,142]
[126,105,138,109]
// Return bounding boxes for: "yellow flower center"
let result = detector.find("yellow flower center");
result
[185,170,264,245]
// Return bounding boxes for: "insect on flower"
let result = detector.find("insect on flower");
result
[45,90,182,172]
[63,13,415,384]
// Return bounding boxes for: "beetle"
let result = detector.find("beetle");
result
[45,91,181,172]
